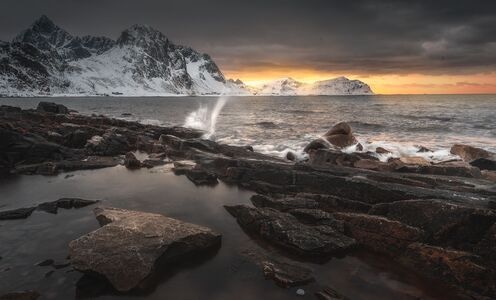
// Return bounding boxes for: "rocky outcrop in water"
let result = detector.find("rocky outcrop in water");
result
[69,207,221,292]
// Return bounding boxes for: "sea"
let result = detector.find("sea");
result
[1,94,494,162]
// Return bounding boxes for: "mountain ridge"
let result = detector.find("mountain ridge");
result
[0,15,373,97]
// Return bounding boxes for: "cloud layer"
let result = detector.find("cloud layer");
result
[1,0,495,76]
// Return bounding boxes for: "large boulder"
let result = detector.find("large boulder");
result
[69,207,221,292]
[450,144,494,162]
[36,102,69,114]
[224,205,356,257]
[323,122,357,148]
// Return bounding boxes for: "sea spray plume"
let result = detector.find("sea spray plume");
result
[184,95,229,139]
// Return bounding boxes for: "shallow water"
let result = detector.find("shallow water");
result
[1,95,495,161]
[0,166,463,299]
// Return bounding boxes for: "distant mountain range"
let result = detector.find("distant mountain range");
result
[0,15,373,97]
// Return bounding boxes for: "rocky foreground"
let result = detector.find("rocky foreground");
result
[1,102,496,299]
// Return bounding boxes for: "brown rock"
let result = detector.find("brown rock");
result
[375,147,391,154]
[450,144,494,162]
[334,212,424,256]
[325,122,352,136]
[69,207,221,292]
[398,156,430,166]
[482,170,496,182]
[400,243,496,297]
[323,122,358,149]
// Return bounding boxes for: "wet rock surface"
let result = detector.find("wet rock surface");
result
[224,205,356,257]
[69,207,221,292]
[2,105,496,299]
[0,290,40,300]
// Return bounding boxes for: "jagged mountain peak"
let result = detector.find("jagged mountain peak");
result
[117,24,168,47]
[31,15,57,31]
[13,15,72,49]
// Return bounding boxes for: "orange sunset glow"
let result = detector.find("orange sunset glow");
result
[225,69,496,94]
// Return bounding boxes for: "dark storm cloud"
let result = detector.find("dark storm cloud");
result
[0,0,495,75]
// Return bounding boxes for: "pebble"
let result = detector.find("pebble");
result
[296,288,305,296]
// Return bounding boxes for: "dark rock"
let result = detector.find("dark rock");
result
[251,194,320,212]
[69,207,221,292]
[396,161,481,178]
[172,160,196,175]
[124,152,141,169]
[262,260,314,288]
[451,144,494,162]
[0,291,40,300]
[356,143,363,151]
[416,146,431,153]
[185,169,218,185]
[244,145,254,152]
[353,159,392,171]
[286,151,296,161]
[38,198,99,214]
[63,129,92,148]
[0,207,36,220]
[315,286,349,300]
[141,158,167,168]
[470,157,496,171]
[288,209,345,232]
[369,199,496,245]
[303,139,330,153]
[225,205,356,257]
[36,102,69,114]
[85,131,131,156]
[52,262,70,269]
[309,149,378,167]
[400,243,496,297]
[44,270,54,278]
[36,259,54,267]
[334,212,425,256]
[375,147,391,154]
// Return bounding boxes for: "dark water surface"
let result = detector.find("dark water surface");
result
[0,165,462,299]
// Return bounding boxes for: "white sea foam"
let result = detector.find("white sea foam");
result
[184,96,228,139]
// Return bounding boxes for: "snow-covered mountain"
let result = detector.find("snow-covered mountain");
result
[254,76,373,95]
[0,15,373,97]
[0,15,248,96]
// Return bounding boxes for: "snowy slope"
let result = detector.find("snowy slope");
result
[0,16,248,96]
[0,15,372,97]
[254,76,373,95]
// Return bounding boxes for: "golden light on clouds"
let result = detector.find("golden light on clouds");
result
[225,69,496,94]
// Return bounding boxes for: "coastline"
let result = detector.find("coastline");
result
[0,101,495,299]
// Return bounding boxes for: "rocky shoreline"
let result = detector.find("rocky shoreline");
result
[1,102,495,299]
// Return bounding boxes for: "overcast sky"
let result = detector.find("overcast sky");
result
[1,0,495,89]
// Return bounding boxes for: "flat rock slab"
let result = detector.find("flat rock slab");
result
[69,207,221,292]
[225,205,356,257]
[0,207,36,220]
